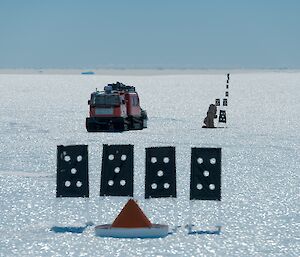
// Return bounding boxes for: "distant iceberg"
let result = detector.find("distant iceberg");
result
[81,71,95,75]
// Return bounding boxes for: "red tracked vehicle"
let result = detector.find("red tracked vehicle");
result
[86,82,148,132]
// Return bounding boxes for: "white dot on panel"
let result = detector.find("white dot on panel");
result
[151,157,157,163]
[164,183,170,189]
[120,180,126,186]
[210,158,216,164]
[64,156,71,162]
[114,167,120,173]
[77,155,82,162]
[163,157,170,163]
[76,181,82,187]
[157,170,164,177]
[209,184,215,190]
[203,170,209,177]
[71,168,77,174]
[108,180,114,186]
[108,154,114,160]
[121,155,127,161]
[197,184,203,190]
[65,181,71,187]
[197,157,203,164]
[151,183,157,189]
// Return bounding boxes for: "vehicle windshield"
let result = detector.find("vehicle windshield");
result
[93,94,120,105]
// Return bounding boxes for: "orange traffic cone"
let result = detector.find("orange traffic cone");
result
[112,199,151,228]
[95,199,169,238]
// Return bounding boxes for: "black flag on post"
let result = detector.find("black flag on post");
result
[56,145,89,198]
[226,73,230,88]
[145,146,176,199]
[219,110,227,123]
[190,148,221,201]
[223,98,228,106]
[100,144,134,197]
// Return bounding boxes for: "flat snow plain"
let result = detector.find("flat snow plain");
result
[0,71,299,256]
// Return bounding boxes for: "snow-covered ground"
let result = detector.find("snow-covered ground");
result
[0,71,299,256]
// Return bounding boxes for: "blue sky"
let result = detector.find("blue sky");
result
[0,0,299,69]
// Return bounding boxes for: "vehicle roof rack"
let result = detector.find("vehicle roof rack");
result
[107,82,136,92]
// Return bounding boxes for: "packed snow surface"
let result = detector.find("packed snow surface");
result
[0,71,299,256]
